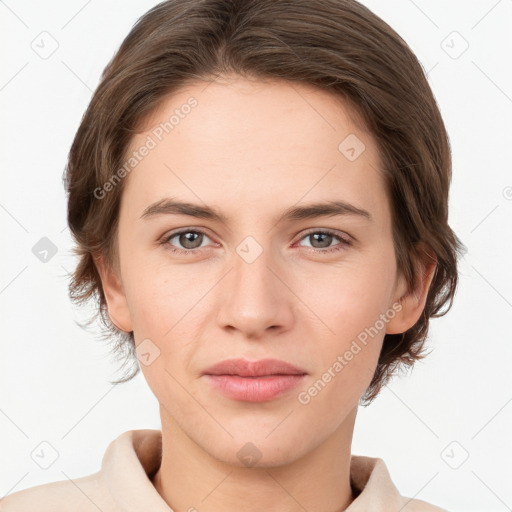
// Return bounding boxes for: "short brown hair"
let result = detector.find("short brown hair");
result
[64,0,466,405]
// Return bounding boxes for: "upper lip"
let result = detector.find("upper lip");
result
[202,358,307,377]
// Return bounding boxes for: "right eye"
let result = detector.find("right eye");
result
[161,229,214,254]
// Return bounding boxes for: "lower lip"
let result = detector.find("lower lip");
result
[204,374,307,402]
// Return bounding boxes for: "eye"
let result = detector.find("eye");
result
[160,228,352,256]
[296,229,352,254]
[161,229,213,255]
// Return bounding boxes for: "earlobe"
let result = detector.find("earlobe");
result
[386,244,437,335]
[93,253,133,333]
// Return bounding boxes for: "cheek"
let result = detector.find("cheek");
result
[295,273,388,419]
[122,250,205,337]
[297,251,396,338]
[122,260,215,402]
[293,248,395,393]
[126,265,203,400]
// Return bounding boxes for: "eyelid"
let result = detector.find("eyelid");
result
[293,228,353,253]
[161,226,352,255]
[295,227,352,244]
[160,227,217,249]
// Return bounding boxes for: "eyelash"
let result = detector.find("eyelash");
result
[160,228,352,256]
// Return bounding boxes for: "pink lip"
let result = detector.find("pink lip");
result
[202,358,308,402]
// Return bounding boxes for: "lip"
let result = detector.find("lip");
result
[202,358,308,402]
[202,358,307,377]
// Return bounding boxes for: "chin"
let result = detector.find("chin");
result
[196,427,312,468]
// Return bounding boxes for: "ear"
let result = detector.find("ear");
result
[93,253,133,332]
[386,243,437,335]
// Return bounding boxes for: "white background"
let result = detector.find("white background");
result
[1,1,511,510]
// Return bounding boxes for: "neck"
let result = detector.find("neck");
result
[152,406,358,512]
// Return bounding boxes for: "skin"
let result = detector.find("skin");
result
[95,75,436,512]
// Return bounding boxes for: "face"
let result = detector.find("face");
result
[98,75,429,467]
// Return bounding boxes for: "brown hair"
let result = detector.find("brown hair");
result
[64,0,466,405]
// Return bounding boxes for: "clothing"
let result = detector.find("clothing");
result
[1,429,448,511]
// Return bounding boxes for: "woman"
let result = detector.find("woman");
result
[1,0,465,510]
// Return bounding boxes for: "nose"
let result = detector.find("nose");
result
[216,244,295,339]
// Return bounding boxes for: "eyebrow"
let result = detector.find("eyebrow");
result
[140,197,372,224]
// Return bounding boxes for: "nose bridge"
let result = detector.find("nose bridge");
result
[217,239,293,336]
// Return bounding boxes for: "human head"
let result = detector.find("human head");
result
[65,0,465,407]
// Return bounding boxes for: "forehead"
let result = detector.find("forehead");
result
[121,76,389,227]
[135,75,373,158]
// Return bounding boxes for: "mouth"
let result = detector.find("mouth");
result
[202,357,307,377]
[202,358,308,402]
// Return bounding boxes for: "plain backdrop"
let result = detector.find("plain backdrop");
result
[1,1,511,511]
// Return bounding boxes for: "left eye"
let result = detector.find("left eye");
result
[161,229,351,255]
[296,230,351,253]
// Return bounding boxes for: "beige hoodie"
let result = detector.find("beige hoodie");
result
[0,429,448,511]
